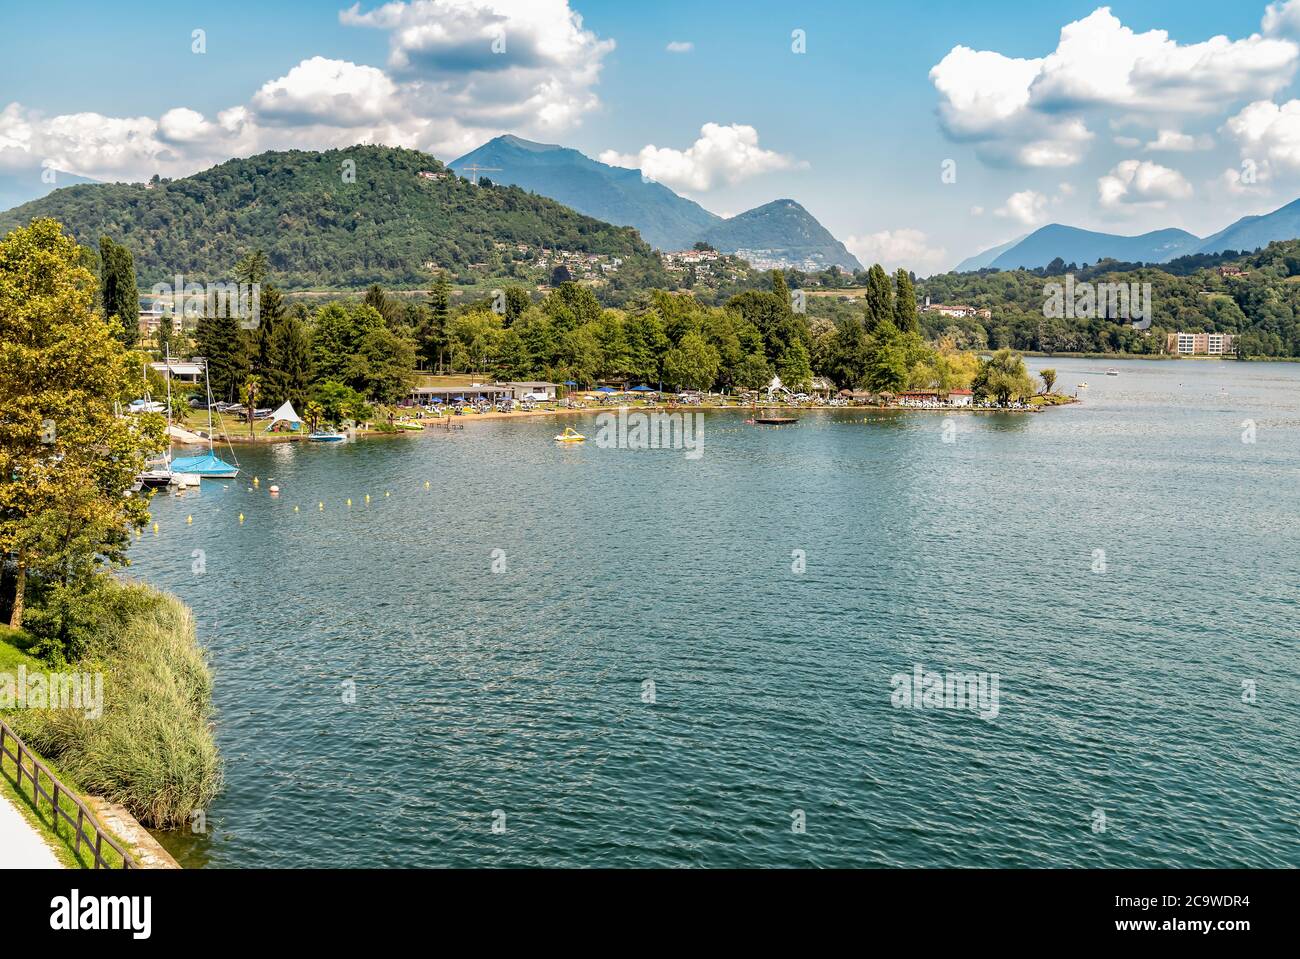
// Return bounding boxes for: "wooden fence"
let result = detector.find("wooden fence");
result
[0,717,135,869]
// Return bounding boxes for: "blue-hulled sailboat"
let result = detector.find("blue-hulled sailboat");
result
[172,360,240,479]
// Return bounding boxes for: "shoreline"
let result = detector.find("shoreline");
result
[205,397,1074,444]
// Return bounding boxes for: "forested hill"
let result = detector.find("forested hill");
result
[0,145,666,289]
[915,240,1300,357]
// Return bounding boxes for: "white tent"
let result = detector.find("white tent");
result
[265,401,305,431]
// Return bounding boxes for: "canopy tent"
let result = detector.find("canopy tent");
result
[264,401,305,432]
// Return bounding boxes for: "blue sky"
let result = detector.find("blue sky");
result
[4,1,1300,272]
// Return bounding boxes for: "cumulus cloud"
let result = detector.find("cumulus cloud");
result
[1144,129,1213,152]
[995,190,1049,225]
[1098,159,1193,208]
[0,0,614,181]
[1225,98,1300,173]
[666,41,693,53]
[1263,1,1300,37]
[930,6,1298,168]
[599,122,800,192]
[251,57,399,127]
[844,229,948,277]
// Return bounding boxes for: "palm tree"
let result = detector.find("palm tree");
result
[305,401,324,435]
[243,376,260,437]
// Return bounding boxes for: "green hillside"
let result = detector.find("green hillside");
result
[915,240,1300,356]
[0,146,666,290]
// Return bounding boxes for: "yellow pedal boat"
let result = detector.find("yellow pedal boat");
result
[554,427,586,443]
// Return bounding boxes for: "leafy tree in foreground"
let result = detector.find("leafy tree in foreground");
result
[0,219,161,650]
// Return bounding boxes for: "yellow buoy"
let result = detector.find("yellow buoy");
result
[319,502,324,511]
[385,491,390,498]
[365,494,371,504]
[294,504,300,513]
[153,522,159,535]
[186,515,193,525]
[239,513,245,524]
[347,498,353,507]
[424,481,430,490]
[253,477,260,486]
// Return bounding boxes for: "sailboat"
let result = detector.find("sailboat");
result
[135,353,179,488]
[170,359,240,479]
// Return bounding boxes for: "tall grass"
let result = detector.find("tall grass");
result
[11,582,222,829]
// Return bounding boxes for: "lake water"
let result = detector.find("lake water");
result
[128,357,1299,868]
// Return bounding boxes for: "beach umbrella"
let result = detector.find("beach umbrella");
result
[563,380,577,386]
[630,385,654,392]
[596,386,617,393]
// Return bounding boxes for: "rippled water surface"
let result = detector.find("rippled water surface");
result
[129,357,1299,867]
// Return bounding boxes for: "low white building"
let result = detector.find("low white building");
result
[502,381,558,401]
[948,389,974,407]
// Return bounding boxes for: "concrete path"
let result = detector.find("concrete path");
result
[0,790,63,869]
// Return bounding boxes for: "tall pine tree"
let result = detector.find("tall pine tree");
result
[99,236,139,348]
[893,269,919,333]
[863,264,893,335]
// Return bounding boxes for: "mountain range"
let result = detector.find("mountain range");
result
[0,146,663,289]
[452,135,861,271]
[958,196,1300,272]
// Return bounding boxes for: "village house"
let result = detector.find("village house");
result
[921,296,989,320]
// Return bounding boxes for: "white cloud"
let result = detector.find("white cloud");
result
[845,228,948,277]
[600,122,800,192]
[930,7,1298,168]
[1143,129,1213,152]
[0,1,615,182]
[1057,181,1075,195]
[1113,135,1141,148]
[995,190,1049,225]
[1098,159,1193,208]
[1263,1,1300,37]
[666,41,693,54]
[1220,165,1270,195]
[970,205,985,216]
[252,57,399,127]
[1225,98,1300,172]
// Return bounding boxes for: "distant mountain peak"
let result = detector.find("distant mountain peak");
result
[451,139,859,269]
[489,134,564,152]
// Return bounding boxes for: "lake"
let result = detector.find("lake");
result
[128,357,1299,868]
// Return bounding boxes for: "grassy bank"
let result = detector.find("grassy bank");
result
[4,583,222,830]
[1,626,130,868]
